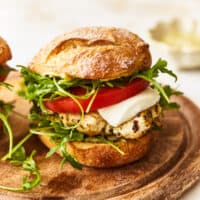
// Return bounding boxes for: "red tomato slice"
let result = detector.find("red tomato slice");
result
[44,78,149,113]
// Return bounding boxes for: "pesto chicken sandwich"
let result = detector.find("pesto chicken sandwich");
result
[20,27,179,168]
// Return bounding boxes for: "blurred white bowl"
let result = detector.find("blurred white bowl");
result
[149,18,200,69]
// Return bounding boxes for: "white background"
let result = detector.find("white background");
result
[0,0,200,199]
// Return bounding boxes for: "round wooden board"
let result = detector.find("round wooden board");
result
[0,72,200,200]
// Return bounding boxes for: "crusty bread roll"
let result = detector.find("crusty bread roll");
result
[0,36,12,65]
[29,27,151,80]
[39,131,158,168]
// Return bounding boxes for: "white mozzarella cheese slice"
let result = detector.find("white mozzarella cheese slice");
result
[97,87,160,127]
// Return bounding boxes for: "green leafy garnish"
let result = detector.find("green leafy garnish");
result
[59,137,82,169]
[2,132,33,162]
[19,59,181,115]
[0,148,41,191]
[28,108,84,168]
[0,100,13,117]
[0,113,13,159]
[133,58,182,109]
[29,109,84,140]
[159,85,183,109]
[0,101,14,159]
[0,82,41,192]
[19,65,102,114]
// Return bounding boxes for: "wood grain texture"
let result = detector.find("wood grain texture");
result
[0,72,200,200]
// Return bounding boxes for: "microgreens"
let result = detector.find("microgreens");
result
[0,148,41,191]
[133,58,182,109]
[0,83,40,192]
[19,59,181,113]
[0,106,13,158]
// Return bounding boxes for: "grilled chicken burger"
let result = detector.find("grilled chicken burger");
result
[21,27,179,168]
[0,36,12,81]
[0,36,12,131]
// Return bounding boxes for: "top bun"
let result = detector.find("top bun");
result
[0,36,12,64]
[29,27,151,80]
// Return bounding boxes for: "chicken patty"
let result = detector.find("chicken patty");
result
[59,104,161,139]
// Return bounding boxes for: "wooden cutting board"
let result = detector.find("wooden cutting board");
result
[0,71,200,200]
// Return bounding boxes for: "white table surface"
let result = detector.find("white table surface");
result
[0,0,200,199]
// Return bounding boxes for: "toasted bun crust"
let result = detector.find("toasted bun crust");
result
[29,27,151,80]
[39,131,158,168]
[0,36,12,64]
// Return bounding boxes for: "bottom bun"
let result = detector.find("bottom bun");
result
[39,131,159,168]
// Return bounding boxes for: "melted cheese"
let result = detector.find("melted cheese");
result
[97,87,160,127]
